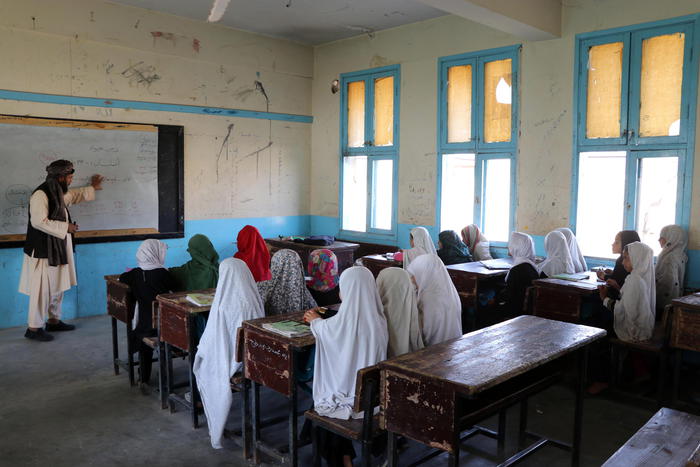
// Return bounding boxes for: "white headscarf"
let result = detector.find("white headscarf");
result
[614,242,656,342]
[193,258,264,449]
[507,232,537,280]
[403,227,437,269]
[655,224,688,310]
[311,266,388,420]
[538,231,575,278]
[556,227,588,272]
[461,224,493,261]
[136,239,167,271]
[407,254,462,346]
[376,267,425,358]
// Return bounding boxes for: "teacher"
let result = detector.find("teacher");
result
[18,160,104,342]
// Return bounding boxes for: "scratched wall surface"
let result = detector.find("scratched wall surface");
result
[310,0,700,247]
[0,0,313,220]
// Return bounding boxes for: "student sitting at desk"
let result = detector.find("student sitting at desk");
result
[538,230,575,278]
[407,254,462,345]
[377,267,424,357]
[655,224,688,312]
[119,239,177,390]
[437,230,473,265]
[194,258,264,449]
[307,249,341,306]
[395,226,436,269]
[234,224,271,282]
[304,266,388,467]
[502,232,539,316]
[596,230,640,300]
[258,249,317,315]
[461,224,493,261]
[170,234,219,291]
[556,227,588,273]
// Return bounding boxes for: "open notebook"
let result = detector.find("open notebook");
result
[479,259,512,270]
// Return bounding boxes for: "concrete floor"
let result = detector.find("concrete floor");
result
[0,315,674,467]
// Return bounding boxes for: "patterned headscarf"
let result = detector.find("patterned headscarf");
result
[258,249,317,316]
[307,249,339,292]
[234,225,271,282]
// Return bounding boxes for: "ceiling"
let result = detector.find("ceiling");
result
[106,0,448,45]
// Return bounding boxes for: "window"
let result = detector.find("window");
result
[437,46,519,242]
[573,16,697,258]
[340,66,399,236]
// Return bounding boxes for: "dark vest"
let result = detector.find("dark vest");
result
[23,183,72,264]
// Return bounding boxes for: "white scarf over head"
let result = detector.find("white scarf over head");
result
[461,224,493,261]
[507,232,537,279]
[136,239,167,270]
[556,227,588,272]
[538,231,575,277]
[407,254,462,346]
[614,242,656,342]
[376,267,425,358]
[655,224,688,310]
[403,226,437,269]
[311,266,388,420]
[193,258,264,448]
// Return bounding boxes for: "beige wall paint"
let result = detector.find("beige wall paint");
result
[310,0,700,246]
[0,0,313,220]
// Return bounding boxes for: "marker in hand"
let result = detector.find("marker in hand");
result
[68,221,79,234]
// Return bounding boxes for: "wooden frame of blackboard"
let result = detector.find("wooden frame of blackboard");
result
[0,114,184,248]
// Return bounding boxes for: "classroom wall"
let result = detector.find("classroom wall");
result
[0,0,314,328]
[309,0,700,277]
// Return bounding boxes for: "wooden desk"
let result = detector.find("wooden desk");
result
[532,271,601,323]
[265,238,360,273]
[156,289,213,429]
[603,407,700,466]
[242,310,321,467]
[446,261,509,310]
[670,294,700,406]
[105,274,137,385]
[381,315,606,466]
[361,254,402,278]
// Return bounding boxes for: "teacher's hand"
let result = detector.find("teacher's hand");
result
[91,174,105,190]
[68,223,79,233]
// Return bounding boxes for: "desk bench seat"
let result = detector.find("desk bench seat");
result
[304,410,382,440]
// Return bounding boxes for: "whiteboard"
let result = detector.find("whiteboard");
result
[0,118,159,237]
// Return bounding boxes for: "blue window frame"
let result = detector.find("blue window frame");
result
[436,45,520,243]
[572,15,699,258]
[339,65,400,240]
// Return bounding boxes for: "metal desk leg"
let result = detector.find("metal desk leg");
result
[572,348,588,467]
[387,431,398,467]
[165,343,175,413]
[242,378,251,459]
[126,322,135,386]
[497,410,507,458]
[111,317,119,375]
[289,351,299,467]
[518,399,528,450]
[187,316,199,429]
[672,348,682,407]
[252,381,261,465]
[311,422,320,467]
[159,340,168,409]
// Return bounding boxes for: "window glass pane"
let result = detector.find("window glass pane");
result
[637,156,678,255]
[576,151,626,257]
[342,156,367,232]
[482,158,511,241]
[586,42,623,139]
[484,58,512,143]
[639,33,685,137]
[374,77,394,146]
[440,154,475,233]
[447,65,472,143]
[371,159,393,230]
[347,81,365,148]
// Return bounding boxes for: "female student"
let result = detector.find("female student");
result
[437,230,472,265]
[119,239,177,388]
[376,267,424,357]
[503,232,539,316]
[170,234,219,291]
[307,249,341,306]
[538,230,574,278]
[407,254,462,346]
[655,224,688,311]
[304,266,388,467]
[258,249,317,315]
[398,226,437,269]
[234,225,271,282]
[193,258,265,449]
[596,230,640,300]
[461,224,493,261]
[556,227,587,272]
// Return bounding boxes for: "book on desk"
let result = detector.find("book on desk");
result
[550,272,591,281]
[479,259,512,270]
[262,320,312,337]
[186,293,215,307]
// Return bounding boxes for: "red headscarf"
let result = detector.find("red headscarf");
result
[233,225,271,282]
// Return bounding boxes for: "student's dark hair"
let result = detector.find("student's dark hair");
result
[618,230,640,250]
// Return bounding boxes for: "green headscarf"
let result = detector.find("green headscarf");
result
[170,234,220,291]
